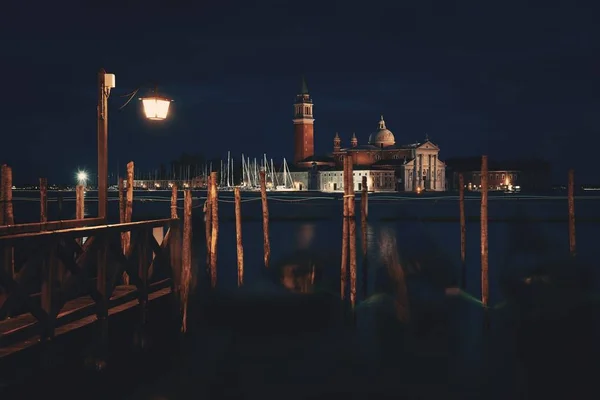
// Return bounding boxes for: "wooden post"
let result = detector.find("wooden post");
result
[138,230,149,326]
[480,156,489,310]
[76,185,85,220]
[209,172,219,288]
[204,177,212,272]
[118,178,125,223]
[1,165,14,225]
[124,162,134,286]
[0,165,5,226]
[95,235,109,367]
[361,175,368,297]
[96,235,108,324]
[126,162,134,225]
[75,185,85,249]
[348,157,357,310]
[181,190,192,332]
[459,173,467,289]
[1,165,14,280]
[124,163,134,249]
[40,178,48,223]
[568,169,576,257]
[340,156,349,300]
[40,242,57,340]
[169,219,182,295]
[119,177,126,252]
[171,184,178,219]
[259,170,270,268]
[234,187,244,287]
[118,177,130,285]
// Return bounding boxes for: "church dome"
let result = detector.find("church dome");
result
[368,115,395,147]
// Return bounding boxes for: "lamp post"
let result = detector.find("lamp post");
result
[97,69,112,220]
[96,69,172,221]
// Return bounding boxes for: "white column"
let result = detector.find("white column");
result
[428,154,432,190]
[433,155,437,190]
[418,154,422,189]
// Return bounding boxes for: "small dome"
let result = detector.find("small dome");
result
[368,115,395,147]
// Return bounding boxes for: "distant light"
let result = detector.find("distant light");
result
[76,170,88,184]
[140,96,171,120]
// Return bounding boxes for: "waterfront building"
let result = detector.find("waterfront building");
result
[292,78,446,192]
[318,168,396,192]
[130,179,200,190]
[274,166,395,192]
[445,157,552,192]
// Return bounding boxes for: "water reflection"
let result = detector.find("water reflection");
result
[364,222,377,255]
[378,229,410,323]
[296,223,316,249]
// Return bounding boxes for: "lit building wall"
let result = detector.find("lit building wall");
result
[318,170,396,192]
[129,179,199,189]
[451,170,520,191]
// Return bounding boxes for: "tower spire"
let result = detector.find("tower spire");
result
[350,132,358,148]
[300,75,309,94]
[293,76,315,164]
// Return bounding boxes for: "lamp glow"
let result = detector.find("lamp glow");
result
[141,96,171,120]
[76,171,88,185]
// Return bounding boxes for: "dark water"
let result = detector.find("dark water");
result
[4,190,600,398]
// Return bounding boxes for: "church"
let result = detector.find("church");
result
[292,78,446,192]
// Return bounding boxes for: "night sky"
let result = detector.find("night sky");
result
[1,1,598,185]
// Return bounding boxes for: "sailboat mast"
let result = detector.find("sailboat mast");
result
[254,158,258,188]
[250,158,254,187]
[231,158,234,186]
[263,154,268,185]
[241,154,245,186]
[227,151,231,187]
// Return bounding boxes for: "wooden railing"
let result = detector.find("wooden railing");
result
[0,218,181,355]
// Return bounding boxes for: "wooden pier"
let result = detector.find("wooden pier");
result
[0,218,181,359]
[0,161,193,372]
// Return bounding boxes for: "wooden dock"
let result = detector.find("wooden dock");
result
[0,283,171,359]
[0,217,185,361]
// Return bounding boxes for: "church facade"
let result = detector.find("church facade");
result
[331,116,446,191]
[292,78,446,192]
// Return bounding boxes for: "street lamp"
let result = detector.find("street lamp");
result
[140,90,172,120]
[96,69,172,221]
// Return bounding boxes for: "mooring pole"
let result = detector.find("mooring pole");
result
[97,69,109,221]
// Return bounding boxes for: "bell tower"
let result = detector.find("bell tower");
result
[293,76,315,164]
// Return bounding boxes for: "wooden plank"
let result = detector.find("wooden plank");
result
[0,217,104,237]
[0,218,176,244]
[0,280,169,348]
[0,287,172,359]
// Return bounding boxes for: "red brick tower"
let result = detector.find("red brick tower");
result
[293,76,314,164]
